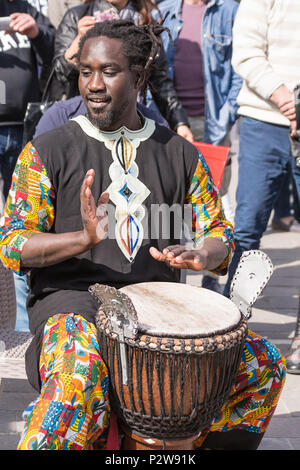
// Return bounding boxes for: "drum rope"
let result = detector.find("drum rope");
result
[97,318,248,440]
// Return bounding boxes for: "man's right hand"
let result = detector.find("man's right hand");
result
[9,13,39,39]
[80,169,110,249]
[270,85,297,136]
[270,85,296,122]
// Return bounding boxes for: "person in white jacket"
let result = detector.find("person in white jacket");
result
[223,0,300,374]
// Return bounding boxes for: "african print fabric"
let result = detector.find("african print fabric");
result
[17,320,285,450]
[0,142,54,275]
[185,150,234,273]
[194,329,286,447]
[18,314,110,450]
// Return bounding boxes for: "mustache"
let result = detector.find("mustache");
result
[86,93,111,102]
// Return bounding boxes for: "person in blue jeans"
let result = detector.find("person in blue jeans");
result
[223,0,300,374]
[150,0,242,293]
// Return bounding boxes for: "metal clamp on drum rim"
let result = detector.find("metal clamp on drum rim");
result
[230,250,273,319]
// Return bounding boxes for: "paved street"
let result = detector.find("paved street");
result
[0,144,299,450]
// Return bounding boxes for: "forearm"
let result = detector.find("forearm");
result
[27,5,55,65]
[64,34,81,64]
[54,11,79,81]
[20,230,91,269]
[20,171,109,269]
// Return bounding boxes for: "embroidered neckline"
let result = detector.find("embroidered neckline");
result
[71,114,155,150]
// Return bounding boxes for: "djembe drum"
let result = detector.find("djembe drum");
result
[92,282,248,450]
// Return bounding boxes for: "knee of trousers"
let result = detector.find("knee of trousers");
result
[245,334,287,392]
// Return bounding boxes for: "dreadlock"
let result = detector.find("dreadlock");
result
[76,19,171,99]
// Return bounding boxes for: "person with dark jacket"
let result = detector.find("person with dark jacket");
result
[50,0,194,141]
[0,0,55,201]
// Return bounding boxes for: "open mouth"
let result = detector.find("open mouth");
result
[87,95,111,110]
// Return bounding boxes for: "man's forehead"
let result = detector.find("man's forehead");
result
[80,36,127,64]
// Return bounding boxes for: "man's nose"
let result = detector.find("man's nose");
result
[88,72,106,91]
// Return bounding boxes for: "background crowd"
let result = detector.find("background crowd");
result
[0,0,300,375]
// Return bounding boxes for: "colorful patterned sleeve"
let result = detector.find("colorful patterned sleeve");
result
[0,142,55,275]
[184,151,235,275]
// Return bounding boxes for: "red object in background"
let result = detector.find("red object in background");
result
[193,141,230,190]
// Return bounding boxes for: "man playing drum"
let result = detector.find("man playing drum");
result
[0,19,285,450]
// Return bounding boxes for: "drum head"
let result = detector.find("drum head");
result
[119,282,241,338]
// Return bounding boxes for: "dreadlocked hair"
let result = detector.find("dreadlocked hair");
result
[76,19,171,99]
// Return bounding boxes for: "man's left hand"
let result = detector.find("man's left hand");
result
[176,125,194,143]
[9,13,39,39]
[149,245,208,271]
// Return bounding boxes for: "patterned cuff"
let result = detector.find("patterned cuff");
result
[0,230,37,275]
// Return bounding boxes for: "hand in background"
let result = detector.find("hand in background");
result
[270,85,296,120]
[77,16,97,39]
[9,13,39,39]
[176,124,194,143]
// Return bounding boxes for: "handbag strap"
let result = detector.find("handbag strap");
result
[40,66,57,105]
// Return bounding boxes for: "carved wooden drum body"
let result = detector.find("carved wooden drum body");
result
[94,282,248,445]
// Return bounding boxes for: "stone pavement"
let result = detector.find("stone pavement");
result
[0,148,300,450]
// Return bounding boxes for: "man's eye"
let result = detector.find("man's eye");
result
[103,70,117,76]
[80,70,91,76]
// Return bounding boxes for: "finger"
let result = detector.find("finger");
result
[149,246,167,262]
[97,191,110,205]
[163,244,182,254]
[16,22,33,34]
[9,19,27,31]
[9,15,30,27]
[96,192,110,217]
[169,257,204,271]
[280,102,295,112]
[80,169,92,191]
[9,13,20,20]
[281,106,296,118]
[78,17,96,28]
[19,21,34,34]
[9,13,26,24]
[81,16,97,22]
[165,245,187,259]
[80,169,95,203]
[85,169,95,186]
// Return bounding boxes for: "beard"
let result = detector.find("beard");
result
[86,96,131,131]
[87,108,117,131]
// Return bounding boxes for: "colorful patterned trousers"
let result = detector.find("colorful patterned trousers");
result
[18,313,286,450]
[18,314,110,450]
